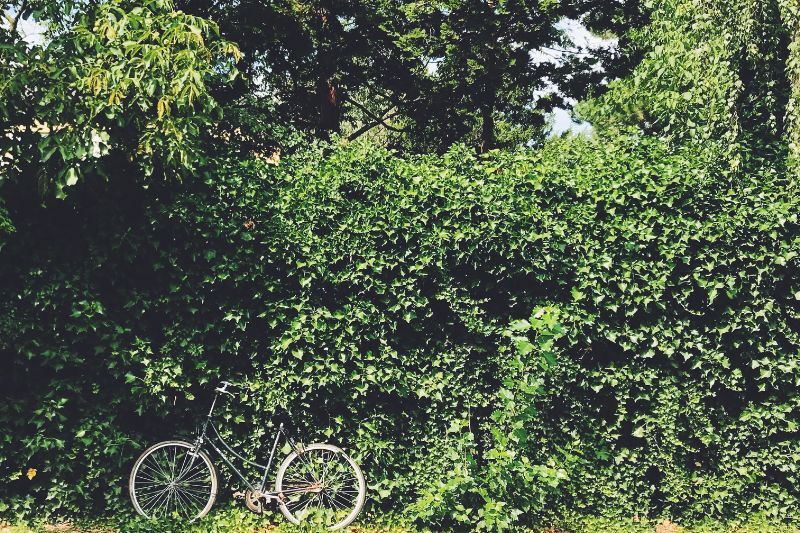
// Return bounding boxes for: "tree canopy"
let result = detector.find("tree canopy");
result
[1,0,239,198]
[178,0,640,152]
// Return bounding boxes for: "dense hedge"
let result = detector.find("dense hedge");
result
[1,134,799,528]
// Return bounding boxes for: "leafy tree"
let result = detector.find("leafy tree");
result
[385,0,654,152]
[182,0,648,153]
[0,0,240,200]
[578,0,798,167]
[778,0,800,165]
[181,0,424,142]
[383,0,565,152]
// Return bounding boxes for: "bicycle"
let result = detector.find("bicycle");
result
[128,381,366,530]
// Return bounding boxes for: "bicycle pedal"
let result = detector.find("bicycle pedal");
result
[232,491,245,499]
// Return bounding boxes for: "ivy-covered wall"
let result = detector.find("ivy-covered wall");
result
[2,134,799,528]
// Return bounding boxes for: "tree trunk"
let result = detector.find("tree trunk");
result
[478,42,498,153]
[315,3,342,138]
[317,76,340,136]
[479,103,495,153]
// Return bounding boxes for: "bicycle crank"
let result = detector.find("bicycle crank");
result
[243,489,265,514]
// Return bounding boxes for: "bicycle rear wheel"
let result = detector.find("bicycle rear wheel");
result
[275,443,366,530]
[129,440,217,520]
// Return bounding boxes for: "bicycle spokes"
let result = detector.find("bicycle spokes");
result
[279,447,363,527]
[130,442,216,520]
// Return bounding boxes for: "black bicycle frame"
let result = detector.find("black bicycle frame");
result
[191,389,302,495]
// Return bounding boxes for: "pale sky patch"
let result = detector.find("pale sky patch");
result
[545,18,617,136]
[17,16,46,45]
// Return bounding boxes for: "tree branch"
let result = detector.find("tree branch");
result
[348,110,404,141]
[344,96,406,138]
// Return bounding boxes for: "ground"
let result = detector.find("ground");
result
[3,517,800,533]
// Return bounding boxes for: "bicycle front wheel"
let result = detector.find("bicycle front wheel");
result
[129,440,217,520]
[275,443,366,530]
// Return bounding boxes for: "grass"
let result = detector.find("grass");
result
[3,509,799,533]
[1,506,415,533]
[562,516,800,533]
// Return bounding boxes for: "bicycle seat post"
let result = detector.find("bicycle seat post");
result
[207,392,218,419]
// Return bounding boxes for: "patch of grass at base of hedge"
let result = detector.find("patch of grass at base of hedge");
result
[555,514,800,533]
[4,511,799,533]
[1,506,416,533]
